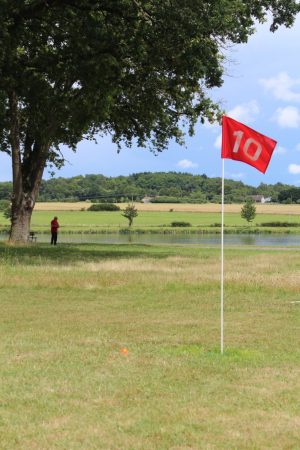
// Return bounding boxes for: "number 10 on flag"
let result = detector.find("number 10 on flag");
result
[222,116,277,173]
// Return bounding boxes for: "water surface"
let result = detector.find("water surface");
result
[2,233,300,247]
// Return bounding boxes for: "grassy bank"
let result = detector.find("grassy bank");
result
[2,205,300,235]
[0,242,299,449]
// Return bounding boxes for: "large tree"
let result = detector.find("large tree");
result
[0,1,299,241]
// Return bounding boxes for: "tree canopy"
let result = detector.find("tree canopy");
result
[1,0,300,240]
[1,0,300,159]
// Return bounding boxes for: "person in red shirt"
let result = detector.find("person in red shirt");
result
[50,216,59,245]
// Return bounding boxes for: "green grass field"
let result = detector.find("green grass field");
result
[2,207,300,234]
[0,242,299,449]
[29,209,300,228]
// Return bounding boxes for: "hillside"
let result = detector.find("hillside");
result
[0,172,295,203]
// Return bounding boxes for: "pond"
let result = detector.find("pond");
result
[1,233,300,247]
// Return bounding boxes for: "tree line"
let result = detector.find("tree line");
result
[0,172,296,204]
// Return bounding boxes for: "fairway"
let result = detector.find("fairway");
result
[0,242,299,449]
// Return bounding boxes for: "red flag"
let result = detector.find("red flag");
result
[222,116,277,173]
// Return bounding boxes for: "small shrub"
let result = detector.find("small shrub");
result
[151,197,182,203]
[88,203,120,211]
[259,221,300,227]
[171,221,191,227]
[241,199,256,223]
[0,199,11,220]
[122,204,138,226]
[0,200,10,210]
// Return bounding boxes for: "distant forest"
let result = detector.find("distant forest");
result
[0,172,299,204]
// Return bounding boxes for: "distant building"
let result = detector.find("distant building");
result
[251,195,272,203]
[142,196,153,203]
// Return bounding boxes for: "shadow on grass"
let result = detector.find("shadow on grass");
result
[0,242,183,266]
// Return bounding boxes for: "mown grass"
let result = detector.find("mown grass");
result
[0,242,299,449]
[2,207,300,235]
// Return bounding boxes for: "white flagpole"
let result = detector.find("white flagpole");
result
[221,158,225,354]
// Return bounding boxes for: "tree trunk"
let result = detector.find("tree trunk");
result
[9,171,45,243]
[9,167,46,243]
[8,90,48,243]
[10,195,34,242]
[9,164,46,242]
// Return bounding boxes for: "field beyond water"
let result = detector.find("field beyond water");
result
[34,202,300,214]
[29,202,300,235]
[0,242,299,449]
[1,202,300,235]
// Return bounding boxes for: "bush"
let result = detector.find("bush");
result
[241,199,256,223]
[151,197,182,203]
[0,199,11,220]
[88,203,120,211]
[0,199,9,209]
[122,204,138,226]
[259,221,300,227]
[171,221,191,227]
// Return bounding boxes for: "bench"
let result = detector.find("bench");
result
[28,231,37,242]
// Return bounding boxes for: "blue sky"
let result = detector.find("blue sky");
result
[1,16,300,186]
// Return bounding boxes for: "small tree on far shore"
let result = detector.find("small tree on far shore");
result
[241,199,256,224]
[122,204,138,227]
[0,200,12,221]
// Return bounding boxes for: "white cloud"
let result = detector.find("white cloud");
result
[288,164,300,174]
[202,119,220,132]
[203,101,259,136]
[274,145,287,155]
[260,72,300,102]
[273,106,300,128]
[176,159,198,169]
[226,100,260,123]
[214,134,222,149]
